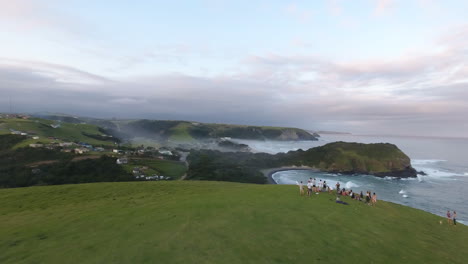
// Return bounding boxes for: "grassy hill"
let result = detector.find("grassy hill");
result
[0,118,118,147]
[109,119,318,143]
[1,181,466,264]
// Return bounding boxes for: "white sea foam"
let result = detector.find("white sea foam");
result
[411,159,463,178]
[345,181,359,189]
[411,159,447,165]
[402,194,409,198]
[416,169,462,178]
[464,173,468,176]
[399,190,406,194]
[400,177,416,181]
[384,176,397,180]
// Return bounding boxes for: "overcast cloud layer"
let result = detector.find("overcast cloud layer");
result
[1,1,467,137]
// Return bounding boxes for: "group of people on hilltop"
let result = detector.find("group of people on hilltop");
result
[298,178,333,197]
[297,179,377,206]
[336,185,378,206]
[446,210,458,226]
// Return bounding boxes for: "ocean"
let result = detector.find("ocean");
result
[234,135,468,224]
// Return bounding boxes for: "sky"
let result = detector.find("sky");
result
[1,0,467,137]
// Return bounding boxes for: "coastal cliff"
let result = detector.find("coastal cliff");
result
[187,141,417,183]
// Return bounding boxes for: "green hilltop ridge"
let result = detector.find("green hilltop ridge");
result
[0,117,119,148]
[30,114,319,142]
[114,119,319,142]
[0,181,466,263]
[187,141,417,183]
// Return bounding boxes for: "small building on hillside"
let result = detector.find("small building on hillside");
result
[59,142,75,147]
[74,148,90,154]
[29,144,44,148]
[116,157,128,165]
[159,150,173,156]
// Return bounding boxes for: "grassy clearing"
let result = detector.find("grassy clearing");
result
[0,181,466,264]
[0,118,115,147]
[122,158,187,178]
[168,122,195,142]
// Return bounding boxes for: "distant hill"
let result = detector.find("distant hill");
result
[30,114,319,142]
[0,117,119,147]
[116,119,319,142]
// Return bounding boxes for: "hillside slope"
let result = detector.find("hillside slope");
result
[0,118,118,147]
[95,119,318,142]
[0,181,466,264]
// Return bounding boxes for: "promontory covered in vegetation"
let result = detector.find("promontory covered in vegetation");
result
[187,142,417,183]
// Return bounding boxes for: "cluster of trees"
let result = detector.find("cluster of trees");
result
[186,150,267,184]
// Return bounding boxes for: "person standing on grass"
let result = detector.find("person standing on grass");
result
[312,178,316,192]
[307,180,313,197]
[447,210,452,225]
[297,181,304,196]
[453,211,457,226]
[372,192,377,206]
[336,182,340,193]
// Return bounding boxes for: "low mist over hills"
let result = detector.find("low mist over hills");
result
[31,113,319,144]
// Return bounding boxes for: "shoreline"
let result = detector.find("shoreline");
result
[262,166,319,184]
[265,168,467,225]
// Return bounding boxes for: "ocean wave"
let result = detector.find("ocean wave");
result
[413,168,463,178]
[402,194,409,198]
[399,190,406,194]
[345,181,359,189]
[400,177,416,181]
[411,159,447,165]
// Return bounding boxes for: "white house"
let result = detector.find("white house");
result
[74,148,90,154]
[116,157,128,164]
[59,142,75,147]
[159,150,173,156]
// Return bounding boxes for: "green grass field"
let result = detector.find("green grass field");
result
[168,122,195,142]
[122,158,187,179]
[0,118,116,147]
[1,181,466,264]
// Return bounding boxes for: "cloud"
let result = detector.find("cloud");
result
[327,0,343,16]
[374,0,395,16]
[0,0,88,37]
[285,3,313,23]
[1,25,468,137]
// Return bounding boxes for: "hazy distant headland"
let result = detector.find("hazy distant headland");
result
[31,113,319,144]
